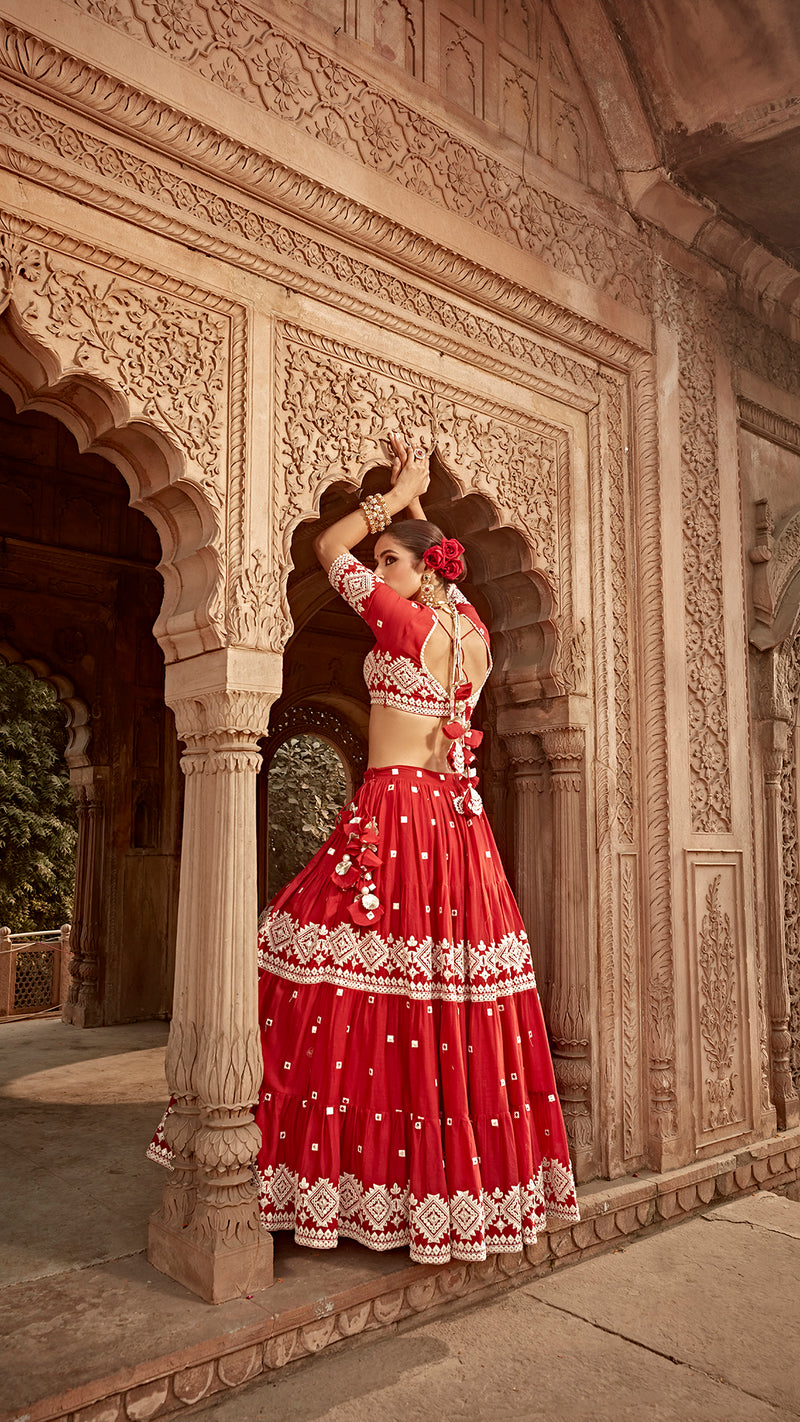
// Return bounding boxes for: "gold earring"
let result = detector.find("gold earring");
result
[418,568,438,605]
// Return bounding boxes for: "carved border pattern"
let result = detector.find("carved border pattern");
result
[58,0,650,311]
[620,855,640,1161]
[698,875,739,1130]
[724,307,800,400]
[0,88,609,409]
[632,353,679,1152]
[738,398,800,455]
[601,373,634,844]
[656,264,732,834]
[781,636,800,1085]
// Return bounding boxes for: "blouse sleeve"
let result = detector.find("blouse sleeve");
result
[327,552,405,641]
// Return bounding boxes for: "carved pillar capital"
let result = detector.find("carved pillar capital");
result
[759,717,790,783]
[171,688,274,749]
[541,726,585,770]
[501,731,539,768]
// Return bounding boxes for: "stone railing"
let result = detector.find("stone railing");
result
[0,925,71,1018]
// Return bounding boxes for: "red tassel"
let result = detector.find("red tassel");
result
[444,721,466,740]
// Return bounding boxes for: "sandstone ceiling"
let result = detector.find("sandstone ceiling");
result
[602,0,800,267]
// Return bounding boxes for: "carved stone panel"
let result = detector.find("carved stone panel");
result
[656,266,732,834]
[0,219,227,506]
[686,855,750,1141]
[274,320,569,593]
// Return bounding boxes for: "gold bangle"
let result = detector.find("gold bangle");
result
[359,493,391,535]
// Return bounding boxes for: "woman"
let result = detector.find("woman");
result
[251,433,579,1263]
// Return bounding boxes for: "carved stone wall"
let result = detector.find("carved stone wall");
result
[0,0,798,1302]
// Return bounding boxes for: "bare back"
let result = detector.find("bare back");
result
[368,607,489,771]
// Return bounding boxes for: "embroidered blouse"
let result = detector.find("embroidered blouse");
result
[327,552,492,722]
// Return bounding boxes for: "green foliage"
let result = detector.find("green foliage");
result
[268,734,347,899]
[0,665,77,932]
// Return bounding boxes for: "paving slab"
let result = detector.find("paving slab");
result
[193,1284,796,1422]
[3,1019,800,1422]
[0,1019,170,1287]
[523,1196,800,1417]
[0,1236,417,1420]
[705,1189,800,1239]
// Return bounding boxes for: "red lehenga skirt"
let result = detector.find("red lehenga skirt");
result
[149,764,579,1265]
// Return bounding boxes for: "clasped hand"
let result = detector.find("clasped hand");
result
[387,430,430,513]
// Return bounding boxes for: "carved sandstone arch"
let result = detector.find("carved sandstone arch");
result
[0,234,225,663]
[282,464,563,700]
[0,642,91,769]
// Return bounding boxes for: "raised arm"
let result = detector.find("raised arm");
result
[314,432,431,572]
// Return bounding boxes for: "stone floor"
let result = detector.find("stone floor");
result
[2,1018,799,1422]
[197,1191,800,1422]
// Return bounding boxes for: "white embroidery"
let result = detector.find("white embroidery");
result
[252,1157,579,1265]
[363,647,452,717]
[328,554,492,723]
[328,553,377,614]
[259,911,537,1002]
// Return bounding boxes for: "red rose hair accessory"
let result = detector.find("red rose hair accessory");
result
[423,537,465,582]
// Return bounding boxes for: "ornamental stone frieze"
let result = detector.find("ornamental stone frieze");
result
[655,264,732,835]
[31,0,650,312]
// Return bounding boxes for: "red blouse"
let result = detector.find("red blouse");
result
[328,553,492,721]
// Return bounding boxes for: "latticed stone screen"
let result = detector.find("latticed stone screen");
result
[13,950,55,1013]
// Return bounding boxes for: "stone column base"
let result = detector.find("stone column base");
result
[62,999,104,1028]
[148,1214,274,1304]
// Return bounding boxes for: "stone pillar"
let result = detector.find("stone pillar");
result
[540,726,594,1181]
[502,731,548,982]
[148,652,281,1304]
[58,923,72,1006]
[63,770,106,1028]
[761,719,800,1130]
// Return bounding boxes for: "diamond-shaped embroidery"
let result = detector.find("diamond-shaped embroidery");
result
[361,1184,393,1230]
[546,1158,576,1205]
[359,932,388,972]
[338,564,375,611]
[450,1191,482,1238]
[305,1178,339,1227]
[414,1193,450,1243]
[268,1164,296,1210]
[338,1173,360,1218]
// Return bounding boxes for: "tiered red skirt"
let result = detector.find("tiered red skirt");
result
[251,764,578,1264]
[150,764,579,1263]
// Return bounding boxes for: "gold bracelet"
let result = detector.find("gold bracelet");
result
[359,493,392,535]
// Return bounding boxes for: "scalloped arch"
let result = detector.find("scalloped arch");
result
[0,641,91,768]
[0,300,223,663]
[282,458,562,699]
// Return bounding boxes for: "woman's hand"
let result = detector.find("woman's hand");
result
[313,429,430,571]
[388,431,430,517]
